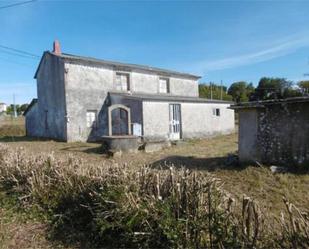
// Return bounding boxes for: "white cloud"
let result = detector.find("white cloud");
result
[196,34,309,73]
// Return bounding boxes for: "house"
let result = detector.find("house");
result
[0,103,7,113]
[24,41,235,142]
[231,97,309,166]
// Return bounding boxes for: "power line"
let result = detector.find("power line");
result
[0,44,40,58]
[0,0,36,10]
[0,48,39,60]
[0,55,34,67]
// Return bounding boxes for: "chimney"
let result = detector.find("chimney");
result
[53,40,61,55]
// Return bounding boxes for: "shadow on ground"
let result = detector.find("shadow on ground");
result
[0,136,50,143]
[151,155,242,171]
[60,144,104,154]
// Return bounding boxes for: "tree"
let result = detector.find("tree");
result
[6,104,29,115]
[298,81,309,95]
[251,77,300,100]
[18,104,29,114]
[227,81,254,103]
[199,83,233,101]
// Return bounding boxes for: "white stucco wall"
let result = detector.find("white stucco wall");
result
[181,103,235,138]
[142,101,235,141]
[143,101,170,140]
[132,70,198,97]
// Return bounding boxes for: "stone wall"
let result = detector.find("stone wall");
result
[238,102,309,166]
[64,62,113,142]
[64,62,199,142]
[35,53,67,140]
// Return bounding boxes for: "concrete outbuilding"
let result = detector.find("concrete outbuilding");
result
[24,41,235,143]
[231,97,309,166]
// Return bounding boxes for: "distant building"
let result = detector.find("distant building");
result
[24,41,235,142]
[231,97,309,166]
[0,103,7,113]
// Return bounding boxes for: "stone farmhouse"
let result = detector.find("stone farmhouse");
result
[24,41,235,142]
[231,97,309,166]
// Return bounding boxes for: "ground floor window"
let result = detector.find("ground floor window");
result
[213,108,220,116]
[86,110,97,128]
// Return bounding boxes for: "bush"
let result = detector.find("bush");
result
[0,144,308,248]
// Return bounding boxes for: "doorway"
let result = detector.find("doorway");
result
[169,104,181,140]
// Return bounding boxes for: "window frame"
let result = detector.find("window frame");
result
[86,110,98,129]
[213,108,220,117]
[158,77,170,94]
[115,72,130,92]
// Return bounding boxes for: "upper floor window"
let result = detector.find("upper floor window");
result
[213,108,220,117]
[159,78,170,94]
[116,72,130,91]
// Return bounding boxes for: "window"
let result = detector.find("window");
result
[213,108,220,117]
[86,110,97,128]
[159,78,169,93]
[115,72,130,91]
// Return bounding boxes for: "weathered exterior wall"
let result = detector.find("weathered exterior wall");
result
[181,103,235,138]
[65,62,198,142]
[35,53,66,140]
[132,70,198,97]
[238,102,309,166]
[238,109,259,163]
[64,63,114,142]
[143,101,170,140]
[142,101,235,141]
[109,95,143,135]
[258,103,309,166]
[25,103,41,137]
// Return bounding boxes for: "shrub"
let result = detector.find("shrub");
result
[0,144,308,248]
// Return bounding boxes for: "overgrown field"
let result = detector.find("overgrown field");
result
[0,144,308,248]
[0,116,25,137]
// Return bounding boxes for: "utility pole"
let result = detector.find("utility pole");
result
[210,82,213,100]
[220,80,223,100]
[13,94,17,118]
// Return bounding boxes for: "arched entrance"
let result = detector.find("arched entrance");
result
[108,105,131,136]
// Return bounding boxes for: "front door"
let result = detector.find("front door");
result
[169,104,181,140]
[112,108,129,135]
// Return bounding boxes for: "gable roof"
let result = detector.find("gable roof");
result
[34,51,201,80]
[109,91,234,104]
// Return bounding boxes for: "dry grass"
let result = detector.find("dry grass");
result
[0,144,308,248]
[1,132,308,214]
[0,116,25,137]
[0,121,308,247]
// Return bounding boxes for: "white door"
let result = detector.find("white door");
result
[169,104,181,140]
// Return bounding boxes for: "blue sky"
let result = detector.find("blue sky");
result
[1,0,309,104]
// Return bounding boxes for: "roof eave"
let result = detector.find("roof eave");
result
[54,52,201,80]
